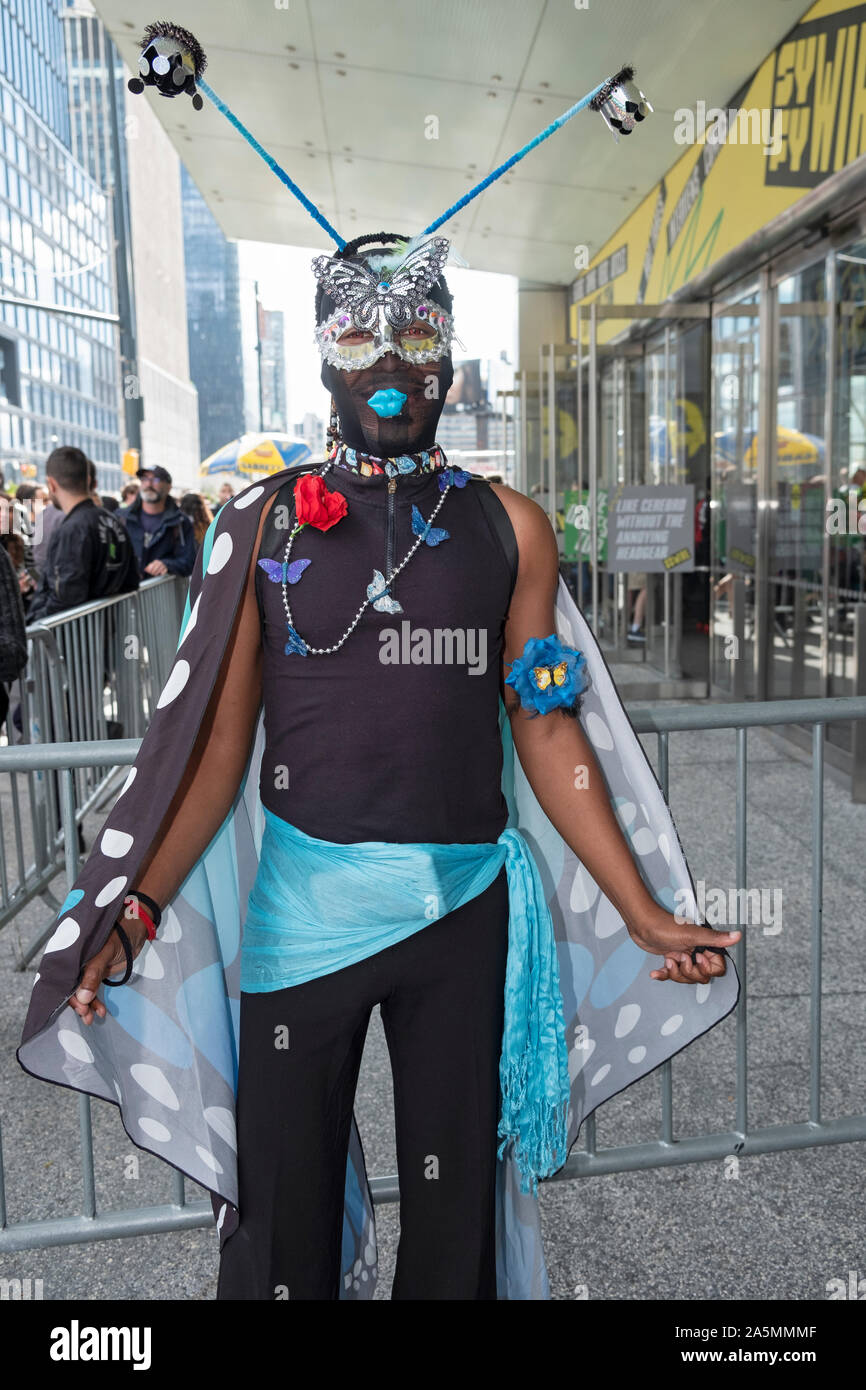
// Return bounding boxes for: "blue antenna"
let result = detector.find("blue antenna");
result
[197,77,346,249]
[421,80,611,237]
[127,24,647,256]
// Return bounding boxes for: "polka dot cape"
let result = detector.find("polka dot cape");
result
[16,465,739,1301]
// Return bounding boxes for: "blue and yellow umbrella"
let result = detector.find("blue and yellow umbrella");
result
[200,432,312,481]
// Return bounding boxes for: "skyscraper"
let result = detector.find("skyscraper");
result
[259,306,286,433]
[181,166,245,462]
[64,1,200,488]
[0,0,121,489]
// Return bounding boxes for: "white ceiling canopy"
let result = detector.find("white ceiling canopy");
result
[94,0,810,285]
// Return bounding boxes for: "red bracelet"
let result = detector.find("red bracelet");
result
[122,895,158,941]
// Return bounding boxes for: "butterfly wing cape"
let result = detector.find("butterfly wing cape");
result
[17,468,739,1300]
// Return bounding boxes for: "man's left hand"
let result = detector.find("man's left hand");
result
[628,906,741,984]
[144,559,168,576]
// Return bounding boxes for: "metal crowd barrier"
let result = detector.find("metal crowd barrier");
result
[0,577,187,957]
[1,693,865,1253]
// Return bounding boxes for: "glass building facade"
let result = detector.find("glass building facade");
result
[0,0,121,490]
[63,1,130,205]
[181,166,245,462]
[0,0,70,146]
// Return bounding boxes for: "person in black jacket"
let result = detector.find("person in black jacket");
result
[27,447,140,622]
[120,465,196,579]
[0,540,28,732]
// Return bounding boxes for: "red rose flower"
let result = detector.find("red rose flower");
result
[293,474,348,531]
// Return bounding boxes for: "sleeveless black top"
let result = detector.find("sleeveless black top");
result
[254,464,517,845]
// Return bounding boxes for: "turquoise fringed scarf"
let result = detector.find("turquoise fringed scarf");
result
[242,807,570,1195]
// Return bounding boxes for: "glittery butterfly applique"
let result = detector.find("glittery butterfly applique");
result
[311,237,451,331]
[284,624,308,656]
[532,661,569,691]
[257,558,312,584]
[411,504,449,547]
[367,569,403,614]
[438,467,471,491]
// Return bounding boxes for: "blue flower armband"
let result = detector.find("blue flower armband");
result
[504,634,590,717]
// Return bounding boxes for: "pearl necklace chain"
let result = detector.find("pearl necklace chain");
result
[280,459,452,656]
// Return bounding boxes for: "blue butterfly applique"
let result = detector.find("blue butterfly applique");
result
[258,558,312,584]
[366,569,403,614]
[438,467,471,492]
[284,624,308,657]
[411,504,449,546]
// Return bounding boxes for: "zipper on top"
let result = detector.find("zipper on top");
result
[386,476,397,578]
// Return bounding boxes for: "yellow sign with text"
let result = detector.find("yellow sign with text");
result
[570,0,866,342]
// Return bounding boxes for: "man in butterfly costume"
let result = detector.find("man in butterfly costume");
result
[17,228,739,1300]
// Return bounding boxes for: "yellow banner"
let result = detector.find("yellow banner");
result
[570,0,866,341]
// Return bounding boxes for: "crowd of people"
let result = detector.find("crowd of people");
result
[0,445,234,735]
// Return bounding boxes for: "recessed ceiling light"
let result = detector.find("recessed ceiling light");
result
[336,69,347,77]
[334,51,346,59]
[289,62,299,69]
[285,44,296,52]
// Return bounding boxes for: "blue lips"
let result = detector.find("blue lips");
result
[367,388,407,418]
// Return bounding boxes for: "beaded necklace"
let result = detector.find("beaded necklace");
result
[278,457,452,657]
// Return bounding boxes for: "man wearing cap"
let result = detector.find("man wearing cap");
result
[121,465,196,579]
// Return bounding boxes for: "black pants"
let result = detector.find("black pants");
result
[216,865,509,1301]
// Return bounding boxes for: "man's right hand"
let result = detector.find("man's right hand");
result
[67,919,150,1025]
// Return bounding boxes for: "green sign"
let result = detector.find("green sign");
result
[563,488,608,563]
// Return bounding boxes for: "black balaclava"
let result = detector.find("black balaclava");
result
[315,233,455,457]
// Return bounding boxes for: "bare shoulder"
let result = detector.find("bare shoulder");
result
[487,482,558,572]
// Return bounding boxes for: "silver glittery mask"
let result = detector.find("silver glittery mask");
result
[312,236,458,370]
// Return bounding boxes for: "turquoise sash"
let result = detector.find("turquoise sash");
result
[241,807,570,1193]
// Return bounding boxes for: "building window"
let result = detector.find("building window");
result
[0,332,21,406]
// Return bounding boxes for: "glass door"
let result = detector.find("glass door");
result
[570,302,711,695]
[827,235,866,753]
[710,288,761,699]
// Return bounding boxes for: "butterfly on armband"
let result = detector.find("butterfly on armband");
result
[531,660,569,692]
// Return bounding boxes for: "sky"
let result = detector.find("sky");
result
[236,241,518,434]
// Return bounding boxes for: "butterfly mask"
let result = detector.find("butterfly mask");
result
[313,237,458,372]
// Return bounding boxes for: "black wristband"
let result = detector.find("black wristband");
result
[103,920,134,987]
[123,889,162,930]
